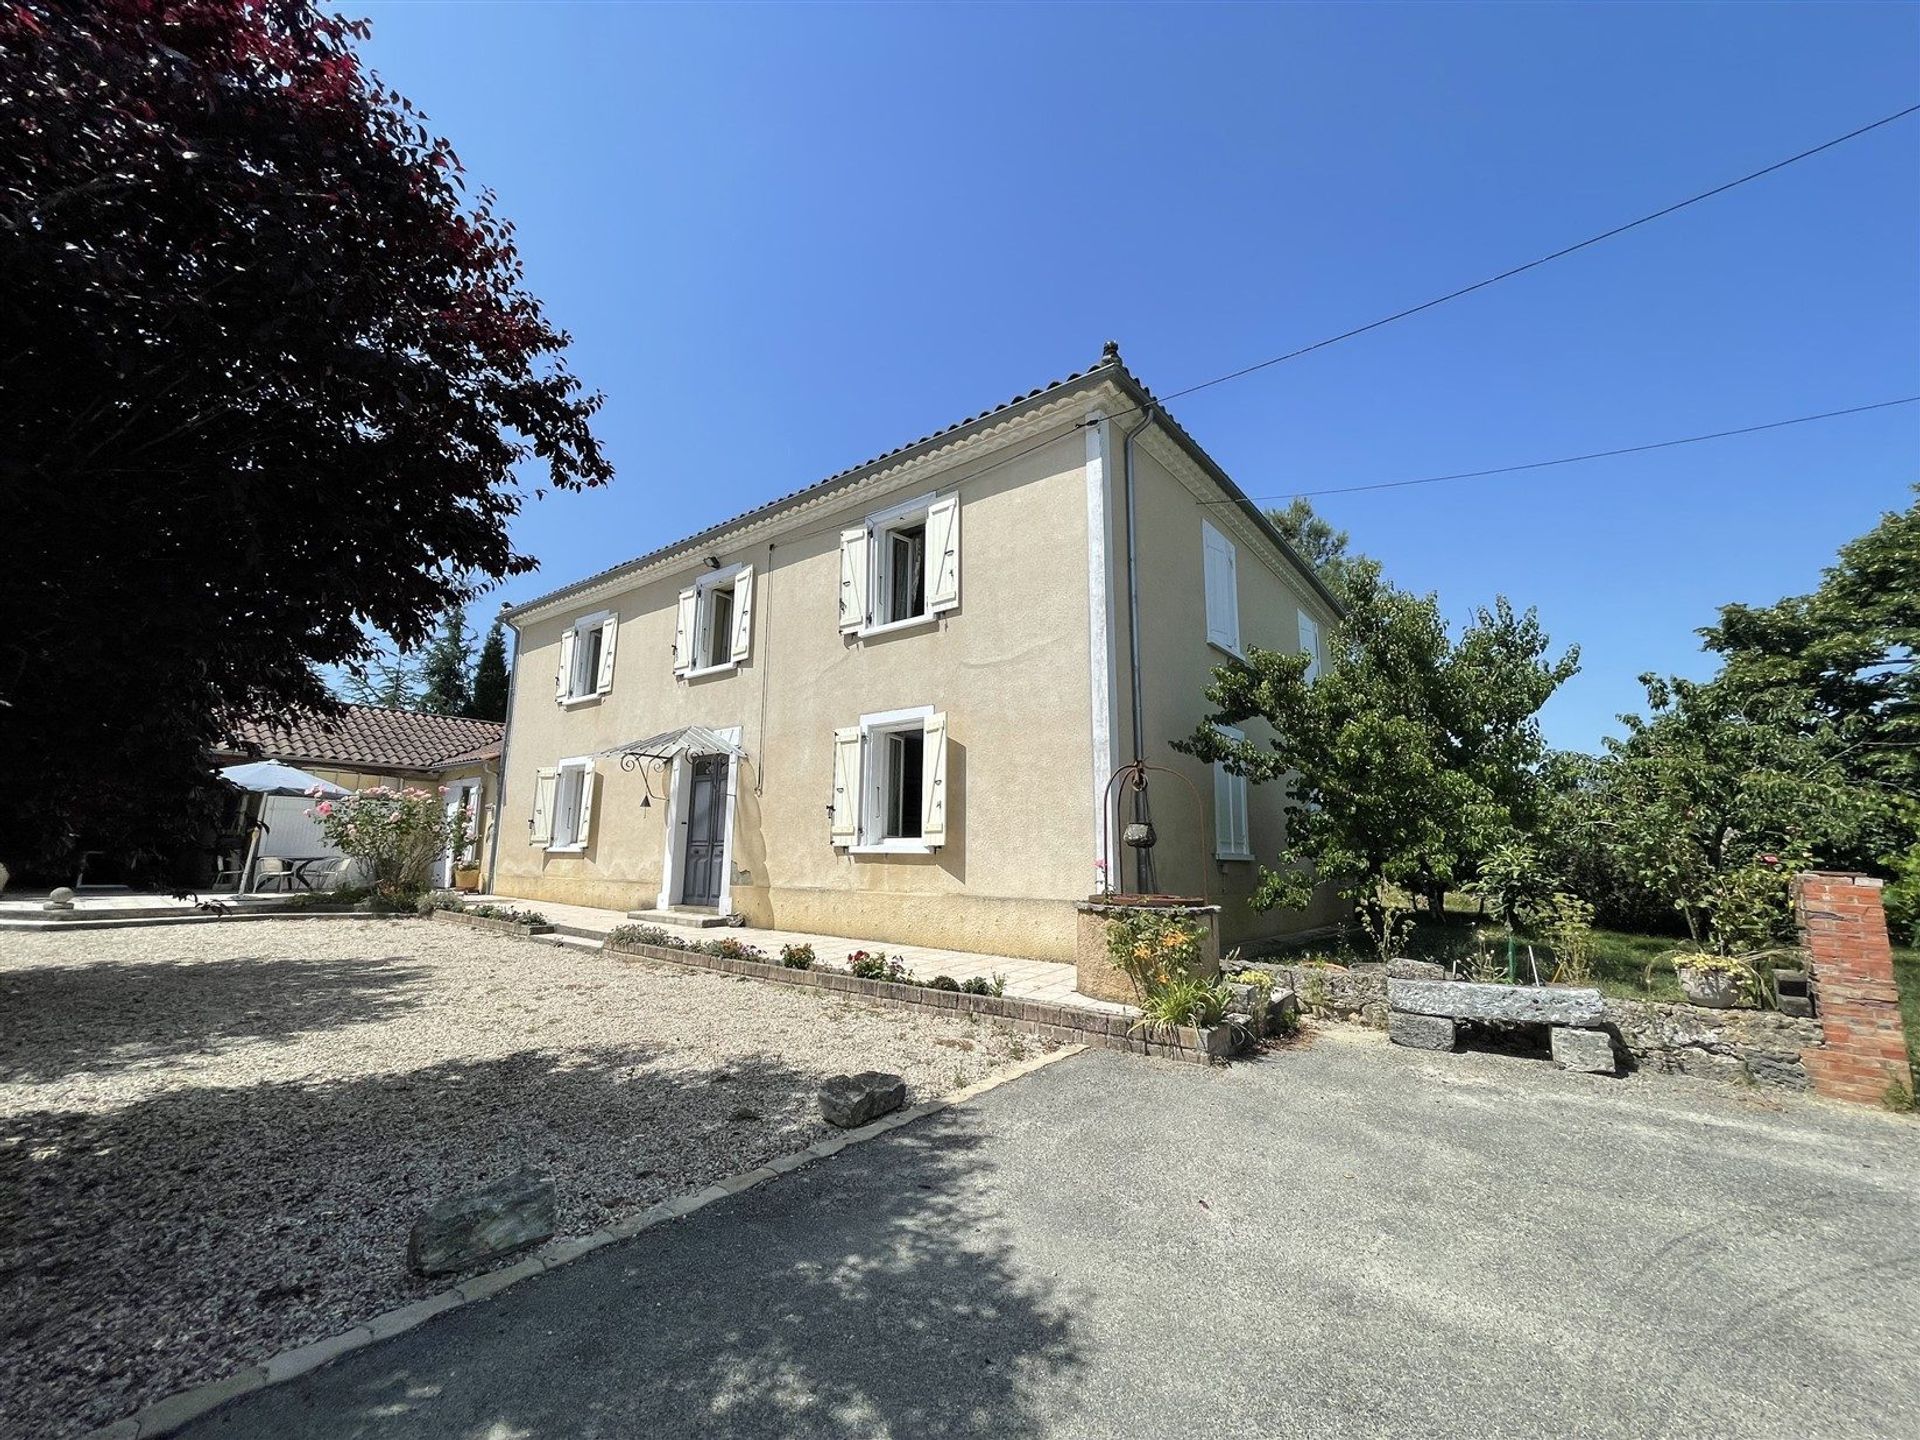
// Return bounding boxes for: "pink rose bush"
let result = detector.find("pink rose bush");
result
[305,784,469,899]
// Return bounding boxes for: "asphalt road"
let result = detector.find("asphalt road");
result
[178,1031,1920,1440]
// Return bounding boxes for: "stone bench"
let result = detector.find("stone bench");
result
[1387,978,1616,1075]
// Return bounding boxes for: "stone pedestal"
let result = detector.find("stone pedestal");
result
[1388,1010,1457,1051]
[1073,900,1221,1005]
[1550,1026,1618,1075]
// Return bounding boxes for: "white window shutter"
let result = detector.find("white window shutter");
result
[530,768,557,845]
[574,764,597,846]
[831,727,862,846]
[595,615,618,694]
[1202,522,1239,652]
[672,588,697,675]
[1213,725,1248,857]
[925,494,960,614]
[1298,609,1321,682]
[731,566,755,663]
[921,711,950,847]
[838,526,869,633]
[555,628,576,704]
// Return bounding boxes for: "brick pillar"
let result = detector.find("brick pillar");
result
[1794,872,1912,1105]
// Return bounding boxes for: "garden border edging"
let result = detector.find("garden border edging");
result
[602,938,1236,1063]
[77,1045,1086,1440]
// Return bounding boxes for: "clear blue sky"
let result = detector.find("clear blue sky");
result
[356,1,1918,753]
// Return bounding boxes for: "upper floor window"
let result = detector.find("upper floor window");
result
[1201,520,1240,654]
[839,492,961,635]
[556,612,617,705]
[674,564,755,678]
[1297,609,1323,681]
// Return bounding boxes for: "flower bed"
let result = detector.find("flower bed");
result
[429,907,553,938]
[601,934,1238,1064]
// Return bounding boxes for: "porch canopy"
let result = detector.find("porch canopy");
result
[597,725,746,765]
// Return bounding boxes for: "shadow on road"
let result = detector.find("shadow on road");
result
[180,1108,1086,1440]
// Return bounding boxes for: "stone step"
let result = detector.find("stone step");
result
[623,908,729,930]
[549,924,613,943]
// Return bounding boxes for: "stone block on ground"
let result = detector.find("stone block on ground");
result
[1550,1026,1618,1075]
[408,1170,556,1276]
[1388,1010,1457,1051]
[1388,978,1605,1027]
[818,1071,907,1128]
[1268,987,1301,1031]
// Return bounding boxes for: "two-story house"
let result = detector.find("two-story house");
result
[488,344,1344,962]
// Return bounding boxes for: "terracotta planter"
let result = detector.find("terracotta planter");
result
[452,866,482,892]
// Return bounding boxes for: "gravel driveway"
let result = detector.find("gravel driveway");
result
[0,918,1049,1439]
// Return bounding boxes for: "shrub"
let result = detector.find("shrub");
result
[1537,892,1596,985]
[847,949,888,980]
[1231,967,1274,988]
[929,975,961,991]
[988,971,1007,997]
[780,943,816,970]
[416,890,466,917]
[1136,974,1230,1035]
[960,976,995,996]
[699,937,766,961]
[609,923,677,948]
[468,904,547,926]
[306,784,466,900]
[1106,910,1209,995]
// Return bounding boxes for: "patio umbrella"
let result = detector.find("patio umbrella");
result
[217,761,349,798]
[217,763,348,891]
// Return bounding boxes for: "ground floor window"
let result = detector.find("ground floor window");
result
[832,707,950,852]
[532,756,596,852]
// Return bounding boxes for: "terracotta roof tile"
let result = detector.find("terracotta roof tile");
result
[219,707,504,773]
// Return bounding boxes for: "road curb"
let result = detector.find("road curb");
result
[78,1043,1086,1439]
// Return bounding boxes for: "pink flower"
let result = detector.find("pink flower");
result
[316,801,334,818]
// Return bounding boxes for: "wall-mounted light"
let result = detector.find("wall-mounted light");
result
[704,555,721,570]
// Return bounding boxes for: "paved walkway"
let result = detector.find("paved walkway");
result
[174,1036,1920,1440]
[471,894,1131,1016]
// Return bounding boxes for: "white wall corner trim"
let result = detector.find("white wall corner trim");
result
[1084,409,1117,890]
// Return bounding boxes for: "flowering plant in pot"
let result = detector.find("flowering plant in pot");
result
[1654,950,1767,1009]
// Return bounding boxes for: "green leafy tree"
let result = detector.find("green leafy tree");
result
[1584,674,1893,945]
[1266,497,1371,602]
[470,618,511,723]
[418,610,475,717]
[1702,486,1917,795]
[0,0,609,880]
[1175,565,1578,939]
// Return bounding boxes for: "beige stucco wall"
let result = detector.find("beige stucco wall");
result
[1112,432,1347,951]
[493,417,1101,960]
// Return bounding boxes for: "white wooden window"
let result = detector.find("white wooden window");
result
[544,756,597,852]
[831,706,950,852]
[1201,520,1240,654]
[1212,724,1251,861]
[1298,609,1323,682]
[674,564,754,677]
[556,611,617,704]
[839,492,960,635]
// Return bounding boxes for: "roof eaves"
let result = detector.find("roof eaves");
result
[1104,370,1348,620]
[502,355,1125,624]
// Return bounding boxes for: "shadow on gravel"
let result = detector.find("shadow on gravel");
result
[0,953,431,1083]
[177,1108,1085,1440]
[3,1046,853,1439]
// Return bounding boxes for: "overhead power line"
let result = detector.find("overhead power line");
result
[1210,395,1920,505]
[1103,102,1920,423]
